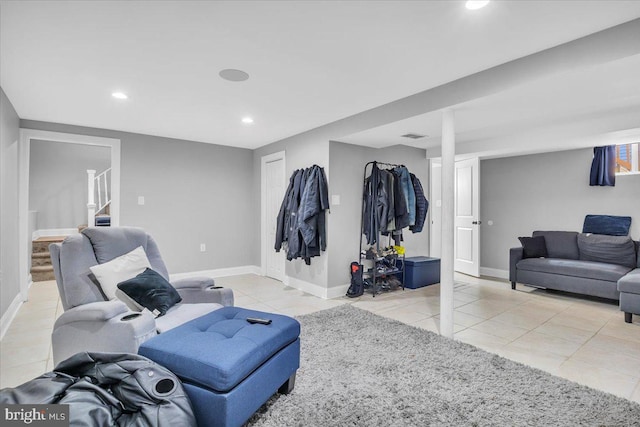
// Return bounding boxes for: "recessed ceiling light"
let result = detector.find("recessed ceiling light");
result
[242,117,254,124]
[111,91,128,99]
[220,69,250,82]
[465,0,490,10]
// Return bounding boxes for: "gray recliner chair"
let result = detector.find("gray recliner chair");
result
[49,227,234,364]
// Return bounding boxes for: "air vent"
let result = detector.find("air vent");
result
[401,133,427,139]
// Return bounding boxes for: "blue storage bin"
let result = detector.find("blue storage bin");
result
[404,256,440,289]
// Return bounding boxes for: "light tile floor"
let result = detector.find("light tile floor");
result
[1,274,639,403]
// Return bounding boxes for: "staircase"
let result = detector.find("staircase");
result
[30,236,65,282]
[87,168,111,228]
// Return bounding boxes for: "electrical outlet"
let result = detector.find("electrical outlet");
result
[138,196,145,205]
[200,243,206,252]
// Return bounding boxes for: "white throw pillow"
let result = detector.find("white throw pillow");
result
[89,246,151,300]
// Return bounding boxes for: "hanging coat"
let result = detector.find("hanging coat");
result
[394,166,416,226]
[379,170,395,233]
[275,165,329,264]
[275,171,298,251]
[363,162,388,245]
[409,173,429,233]
[391,168,410,230]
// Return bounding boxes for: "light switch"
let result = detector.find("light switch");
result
[200,243,206,252]
[138,196,145,205]
[331,195,341,206]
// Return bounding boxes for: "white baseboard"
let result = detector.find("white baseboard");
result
[170,266,349,300]
[283,276,349,300]
[326,284,350,299]
[170,265,261,281]
[480,267,509,280]
[32,228,77,240]
[283,276,326,299]
[0,293,24,340]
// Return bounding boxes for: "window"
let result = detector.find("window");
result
[615,142,640,175]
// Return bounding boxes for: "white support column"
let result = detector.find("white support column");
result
[440,109,455,338]
[87,169,96,227]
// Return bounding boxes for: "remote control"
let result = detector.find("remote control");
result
[246,317,272,325]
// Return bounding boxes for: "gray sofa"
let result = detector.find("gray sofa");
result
[510,231,640,323]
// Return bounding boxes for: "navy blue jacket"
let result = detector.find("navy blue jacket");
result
[409,173,429,233]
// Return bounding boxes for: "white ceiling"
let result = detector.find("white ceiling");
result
[1,1,640,151]
[339,53,640,154]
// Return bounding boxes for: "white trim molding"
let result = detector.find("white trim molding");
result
[32,228,78,241]
[19,129,121,303]
[0,293,23,340]
[480,267,509,280]
[260,150,286,279]
[326,283,350,300]
[170,265,261,281]
[171,266,346,300]
[283,276,346,300]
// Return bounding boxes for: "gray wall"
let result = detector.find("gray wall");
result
[254,137,429,291]
[327,142,370,289]
[327,141,430,289]
[1,87,21,318]
[481,147,640,272]
[21,120,255,274]
[253,137,330,287]
[29,140,111,230]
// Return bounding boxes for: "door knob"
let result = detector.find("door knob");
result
[472,221,482,225]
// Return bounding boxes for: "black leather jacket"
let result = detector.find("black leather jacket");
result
[0,352,196,427]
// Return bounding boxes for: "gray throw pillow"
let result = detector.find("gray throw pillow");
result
[577,233,637,269]
[532,231,579,260]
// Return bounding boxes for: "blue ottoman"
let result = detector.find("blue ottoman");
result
[139,307,300,427]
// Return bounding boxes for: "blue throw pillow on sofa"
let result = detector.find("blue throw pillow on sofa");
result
[582,215,631,236]
[518,236,548,259]
[117,268,182,316]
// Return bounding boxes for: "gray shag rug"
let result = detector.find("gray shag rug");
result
[247,304,640,427]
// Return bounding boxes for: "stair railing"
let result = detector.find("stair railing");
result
[87,168,111,227]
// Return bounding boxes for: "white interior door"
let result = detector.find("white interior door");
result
[263,154,286,281]
[454,157,480,277]
[429,161,442,258]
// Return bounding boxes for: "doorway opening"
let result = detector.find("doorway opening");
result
[261,151,286,282]
[18,129,121,299]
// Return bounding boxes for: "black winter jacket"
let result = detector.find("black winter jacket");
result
[409,173,429,233]
[275,165,329,264]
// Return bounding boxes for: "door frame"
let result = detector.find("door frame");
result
[18,129,121,300]
[429,159,442,258]
[429,155,481,277]
[454,156,480,277]
[260,150,286,279]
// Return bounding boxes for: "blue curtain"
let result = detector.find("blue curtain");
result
[589,145,616,186]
